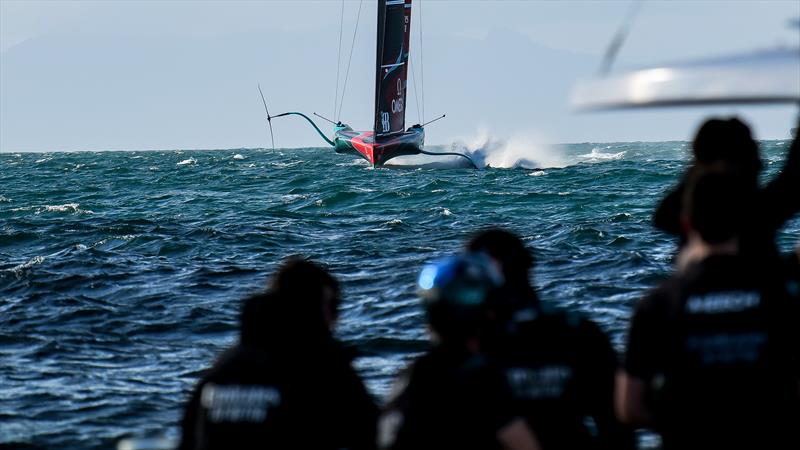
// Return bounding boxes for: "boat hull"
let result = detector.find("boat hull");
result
[334,125,424,167]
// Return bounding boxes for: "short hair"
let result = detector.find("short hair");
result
[270,256,340,317]
[466,228,533,282]
[692,117,761,175]
[682,169,753,244]
[240,257,340,347]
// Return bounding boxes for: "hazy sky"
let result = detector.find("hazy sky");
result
[1,0,799,152]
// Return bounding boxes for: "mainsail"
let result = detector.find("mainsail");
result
[374,0,413,137]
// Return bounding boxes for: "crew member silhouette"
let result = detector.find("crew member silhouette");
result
[618,170,800,450]
[180,257,378,450]
[378,253,541,450]
[467,228,634,450]
[654,116,800,265]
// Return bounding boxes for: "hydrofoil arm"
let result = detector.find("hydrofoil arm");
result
[269,112,336,147]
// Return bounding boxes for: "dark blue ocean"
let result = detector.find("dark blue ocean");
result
[1,141,797,449]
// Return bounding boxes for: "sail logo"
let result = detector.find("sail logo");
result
[391,98,404,114]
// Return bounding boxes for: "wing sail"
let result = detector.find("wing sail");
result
[374,0,412,138]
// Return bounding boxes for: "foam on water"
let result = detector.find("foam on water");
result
[579,147,627,161]
[386,129,567,170]
[450,129,569,169]
[40,203,89,214]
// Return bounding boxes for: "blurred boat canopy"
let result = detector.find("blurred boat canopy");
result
[571,47,800,110]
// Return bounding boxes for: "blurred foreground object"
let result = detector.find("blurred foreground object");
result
[572,47,800,110]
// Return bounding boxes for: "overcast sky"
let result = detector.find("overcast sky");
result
[1,0,798,152]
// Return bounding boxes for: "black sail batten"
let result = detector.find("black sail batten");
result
[374,0,413,139]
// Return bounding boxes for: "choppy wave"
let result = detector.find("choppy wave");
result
[579,147,627,161]
[176,157,197,166]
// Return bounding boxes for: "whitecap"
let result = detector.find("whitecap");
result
[35,157,52,164]
[270,161,302,168]
[281,194,307,203]
[386,219,403,225]
[0,196,10,203]
[247,163,256,168]
[6,255,46,275]
[177,158,196,166]
[38,203,93,214]
[93,234,138,248]
[233,154,245,160]
[578,148,626,160]
[443,130,568,169]
[558,192,571,196]
[43,203,80,213]
[529,170,546,176]
[336,160,367,167]
[440,208,453,216]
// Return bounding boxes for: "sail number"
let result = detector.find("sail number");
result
[381,112,390,132]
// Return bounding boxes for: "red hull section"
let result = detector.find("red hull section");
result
[334,125,424,167]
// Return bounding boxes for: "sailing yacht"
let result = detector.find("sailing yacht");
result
[261,0,475,168]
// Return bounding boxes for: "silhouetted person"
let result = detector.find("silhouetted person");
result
[179,257,378,450]
[618,171,800,450]
[654,117,800,263]
[378,253,541,450]
[467,228,634,450]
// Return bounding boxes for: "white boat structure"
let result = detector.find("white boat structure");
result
[571,47,800,111]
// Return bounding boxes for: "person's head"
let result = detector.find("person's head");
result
[692,117,761,178]
[681,169,753,246]
[240,291,279,347]
[417,253,504,345]
[466,228,533,288]
[240,257,340,348]
[269,256,341,330]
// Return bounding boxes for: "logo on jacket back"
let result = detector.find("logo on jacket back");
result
[506,365,573,400]
[201,383,282,423]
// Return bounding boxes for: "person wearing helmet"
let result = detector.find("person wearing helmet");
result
[179,257,378,450]
[467,228,634,450]
[378,253,541,450]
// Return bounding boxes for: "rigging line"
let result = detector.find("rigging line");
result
[409,56,421,124]
[599,0,644,75]
[418,0,425,123]
[334,0,345,119]
[337,0,364,121]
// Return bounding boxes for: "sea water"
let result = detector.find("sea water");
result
[1,140,797,448]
